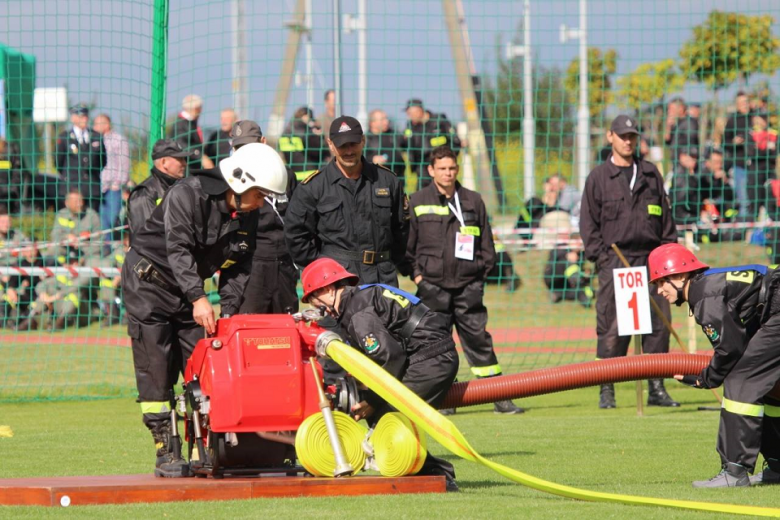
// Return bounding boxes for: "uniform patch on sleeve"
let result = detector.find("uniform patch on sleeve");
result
[375,188,390,197]
[362,333,380,353]
[702,324,719,342]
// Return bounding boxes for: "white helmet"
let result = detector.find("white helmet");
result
[219,143,287,196]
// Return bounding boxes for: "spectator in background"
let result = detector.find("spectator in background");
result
[0,139,22,213]
[516,174,577,236]
[700,149,736,221]
[1,239,41,329]
[723,91,753,217]
[279,106,328,180]
[317,89,336,137]
[543,247,594,307]
[670,148,701,226]
[402,99,461,188]
[55,103,107,212]
[92,114,130,236]
[665,97,699,167]
[204,108,237,165]
[169,94,214,171]
[49,189,102,263]
[365,109,406,180]
[0,204,27,266]
[748,112,778,216]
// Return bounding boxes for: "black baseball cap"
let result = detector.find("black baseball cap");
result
[404,98,424,110]
[151,139,193,160]
[231,120,263,147]
[610,115,640,136]
[329,116,363,147]
[69,103,89,116]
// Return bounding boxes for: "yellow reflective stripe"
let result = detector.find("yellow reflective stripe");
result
[56,275,72,286]
[0,160,10,169]
[65,293,79,307]
[583,286,594,298]
[430,136,447,147]
[382,289,410,308]
[414,205,449,217]
[722,397,763,417]
[100,279,115,288]
[494,241,506,252]
[57,217,76,228]
[471,365,502,377]
[459,226,481,237]
[56,256,66,265]
[140,402,171,414]
[296,170,316,181]
[726,271,755,284]
[404,128,413,137]
[564,264,581,278]
[221,259,237,269]
[765,404,780,418]
[114,253,125,265]
[725,208,739,218]
[155,198,162,206]
[647,205,662,216]
[278,136,304,152]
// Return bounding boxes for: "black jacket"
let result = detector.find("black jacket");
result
[204,129,232,165]
[336,284,454,405]
[407,181,495,289]
[699,169,735,217]
[254,168,298,260]
[580,156,677,265]
[687,265,768,388]
[279,120,327,175]
[130,169,258,315]
[666,116,699,156]
[403,113,461,173]
[127,167,179,241]
[723,112,752,169]
[169,116,204,170]
[285,158,410,285]
[365,131,406,178]
[55,127,107,198]
[670,167,701,225]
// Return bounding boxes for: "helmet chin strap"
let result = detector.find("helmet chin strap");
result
[670,279,687,307]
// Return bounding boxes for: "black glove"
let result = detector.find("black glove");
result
[678,375,702,388]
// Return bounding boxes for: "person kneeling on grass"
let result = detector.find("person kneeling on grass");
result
[648,243,780,488]
[300,257,460,491]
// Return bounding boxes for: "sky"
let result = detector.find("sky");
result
[0,0,778,136]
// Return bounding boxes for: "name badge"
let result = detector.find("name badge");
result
[455,232,475,261]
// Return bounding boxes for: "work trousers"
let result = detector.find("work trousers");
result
[417,279,501,376]
[122,254,203,430]
[595,255,671,359]
[239,256,299,315]
[717,313,780,472]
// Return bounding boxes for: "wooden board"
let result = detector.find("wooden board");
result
[0,474,446,507]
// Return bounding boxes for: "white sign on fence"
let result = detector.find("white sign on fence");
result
[613,266,652,336]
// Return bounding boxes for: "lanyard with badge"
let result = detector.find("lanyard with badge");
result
[611,156,638,191]
[448,191,475,261]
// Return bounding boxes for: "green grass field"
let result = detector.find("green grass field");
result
[1,386,776,519]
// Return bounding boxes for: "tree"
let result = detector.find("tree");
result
[679,11,780,91]
[564,47,617,122]
[616,59,685,111]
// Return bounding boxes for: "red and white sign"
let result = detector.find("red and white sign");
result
[613,266,652,336]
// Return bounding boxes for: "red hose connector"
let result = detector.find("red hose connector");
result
[441,353,711,409]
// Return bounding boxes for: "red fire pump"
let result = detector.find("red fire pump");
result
[180,310,360,478]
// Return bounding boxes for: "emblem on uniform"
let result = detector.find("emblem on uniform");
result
[626,119,633,127]
[70,143,79,154]
[362,333,379,353]
[235,126,243,136]
[339,122,351,133]
[375,188,390,197]
[702,324,719,342]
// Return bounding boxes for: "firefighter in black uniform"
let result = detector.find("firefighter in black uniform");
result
[300,257,460,491]
[127,139,192,242]
[285,115,410,286]
[55,103,107,212]
[543,247,594,307]
[580,114,680,410]
[123,143,288,478]
[406,146,523,415]
[402,99,461,188]
[229,120,300,314]
[279,106,328,181]
[649,243,780,488]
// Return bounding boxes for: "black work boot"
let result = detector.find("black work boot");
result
[647,379,680,407]
[599,384,616,409]
[151,421,191,478]
[494,400,525,414]
[750,458,780,486]
[692,462,750,488]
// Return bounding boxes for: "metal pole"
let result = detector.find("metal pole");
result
[576,0,590,190]
[332,0,343,116]
[355,0,367,129]
[522,0,535,201]
[232,0,248,119]
[267,0,305,142]
[304,0,314,109]
[149,0,169,162]
[634,335,644,417]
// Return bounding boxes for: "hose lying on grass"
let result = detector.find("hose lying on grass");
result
[320,338,780,518]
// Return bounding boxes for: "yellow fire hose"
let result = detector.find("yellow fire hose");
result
[295,411,367,477]
[320,338,780,518]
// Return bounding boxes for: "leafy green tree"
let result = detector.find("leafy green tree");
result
[616,59,685,111]
[679,11,780,90]
[564,48,617,122]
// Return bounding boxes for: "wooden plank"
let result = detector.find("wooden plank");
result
[0,474,446,506]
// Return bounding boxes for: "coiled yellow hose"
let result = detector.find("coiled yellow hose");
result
[324,339,780,518]
[295,410,367,477]
[373,412,428,477]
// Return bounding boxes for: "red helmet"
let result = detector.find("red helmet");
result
[301,257,359,303]
[648,243,709,283]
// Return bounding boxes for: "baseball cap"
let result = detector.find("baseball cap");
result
[610,115,640,136]
[231,120,263,147]
[404,98,424,111]
[69,103,89,116]
[151,139,193,160]
[329,116,363,147]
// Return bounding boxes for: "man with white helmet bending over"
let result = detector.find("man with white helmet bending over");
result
[122,143,287,478]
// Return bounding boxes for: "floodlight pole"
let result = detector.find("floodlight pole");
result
[332,0,343,116]
[231,0,248,119]
[344,0,367,128]
[267,0,306,142]
[506,0,534,201]
[304,0,314,109]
